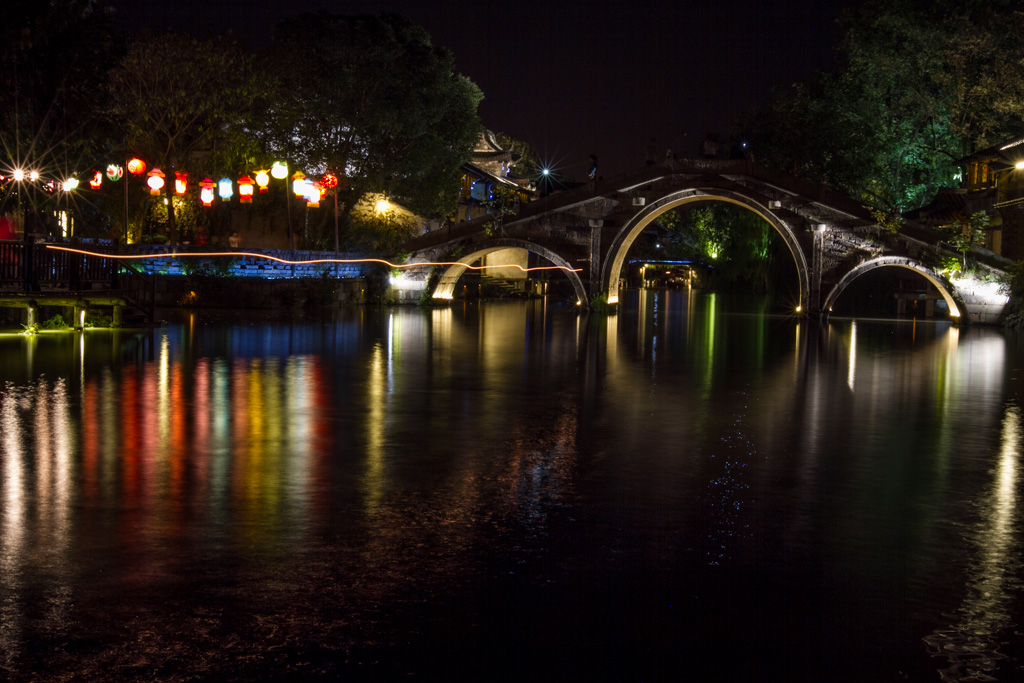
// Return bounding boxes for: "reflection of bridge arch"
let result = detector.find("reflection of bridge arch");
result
[821,257,965,319]
[601,188,809,308]
[431,238,588,304]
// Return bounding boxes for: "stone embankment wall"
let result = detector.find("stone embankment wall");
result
[124,246,373,309]
[150,275,367,309]
[127,245,368,279]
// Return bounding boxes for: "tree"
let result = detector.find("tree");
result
[258,13,483,249]
[0,0,120,220]
[946,211,990,269]
[688,207,730,261]
[106,33,267,244]
[736,0,1024,216]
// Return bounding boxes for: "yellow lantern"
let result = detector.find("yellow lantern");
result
[271,161,288,180]
[291,171,307,196]
[255,169,270,193]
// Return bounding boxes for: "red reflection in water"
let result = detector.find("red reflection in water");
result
[81,379,99,506]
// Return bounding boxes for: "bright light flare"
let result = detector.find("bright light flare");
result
[45,245,584,274]
[13,169,25,181]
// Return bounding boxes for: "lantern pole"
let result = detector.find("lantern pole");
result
[123,155,129,246]
[333,190,339,275]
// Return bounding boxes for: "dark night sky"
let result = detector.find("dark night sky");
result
[110,0,856,179]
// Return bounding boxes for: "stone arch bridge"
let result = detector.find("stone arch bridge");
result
[403,160,1010,324]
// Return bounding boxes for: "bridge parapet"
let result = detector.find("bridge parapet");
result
[404,161,1010,321]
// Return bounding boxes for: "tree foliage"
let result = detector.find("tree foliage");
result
[0,0,120,216]
[947,210,990,268]
[737,0,1024,215]
[257,13,483,246]
[106,33,267,243]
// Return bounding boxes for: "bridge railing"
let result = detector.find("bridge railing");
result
[0,239,117,291]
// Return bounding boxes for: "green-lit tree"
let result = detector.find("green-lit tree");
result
[737,0,1024,216]
[257,13,483,250]
[947,211,990,269]
[106,33,267,244]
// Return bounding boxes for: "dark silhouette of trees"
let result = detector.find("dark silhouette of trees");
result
[256,13,483,248]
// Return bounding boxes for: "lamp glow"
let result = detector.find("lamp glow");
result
[306,182,322,207]
[255,169,270,193]
[199,178,215,206]
[174,172,187,195]
[238,175,254,203]
[291,171,307,196]
[271,161,288,179]
[218,177,233,200]
[147,168,165,195]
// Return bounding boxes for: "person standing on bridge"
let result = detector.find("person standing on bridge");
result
[588,155,598,182]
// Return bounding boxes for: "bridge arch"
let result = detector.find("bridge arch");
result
[600,188,810,310]
[430,237,588,304]
[821,257,965,320]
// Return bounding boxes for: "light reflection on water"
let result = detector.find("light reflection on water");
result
[925,403,1022,681]
[0,295,1021,681]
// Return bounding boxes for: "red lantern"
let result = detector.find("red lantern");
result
[238,175,254,203]
[127,158,147,175]
[174,171,188,195]
[320,172,339,190]
[146,168,165,196]
[199,178,215,206]
[89,171,103,190]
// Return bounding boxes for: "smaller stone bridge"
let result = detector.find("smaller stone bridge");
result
[405,160,1011,323]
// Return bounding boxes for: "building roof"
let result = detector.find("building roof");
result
[960,135,1024,167]
[463,130,534,192]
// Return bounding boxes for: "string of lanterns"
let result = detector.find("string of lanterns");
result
[78,157,334,208]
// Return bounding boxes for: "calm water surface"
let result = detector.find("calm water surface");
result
[1,291,1022,681]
